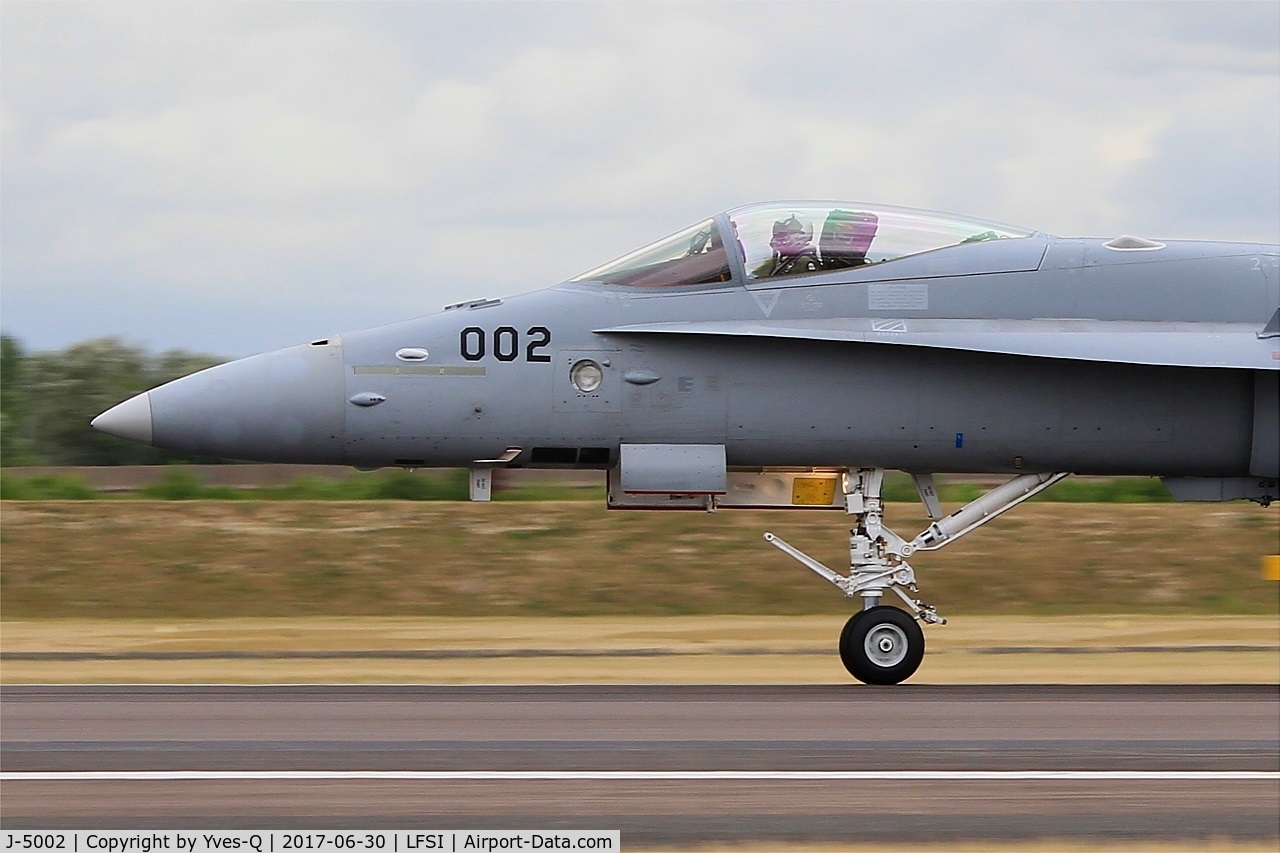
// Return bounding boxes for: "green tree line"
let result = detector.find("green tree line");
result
[1,334,225,466]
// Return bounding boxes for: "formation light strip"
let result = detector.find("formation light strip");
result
[353,365,486,376]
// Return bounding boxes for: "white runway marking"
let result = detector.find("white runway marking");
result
[3,771,1277,781]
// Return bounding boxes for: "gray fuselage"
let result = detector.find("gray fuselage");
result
[127,225,1278,481]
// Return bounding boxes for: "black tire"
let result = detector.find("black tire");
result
[839,606,925,685]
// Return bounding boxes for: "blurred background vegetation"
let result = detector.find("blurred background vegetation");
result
[1,334,223,467]
[0,467,1175,503]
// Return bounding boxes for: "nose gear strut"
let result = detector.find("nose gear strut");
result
[765,468,1070,684]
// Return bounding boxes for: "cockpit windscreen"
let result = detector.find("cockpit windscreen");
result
[570,219,732,288]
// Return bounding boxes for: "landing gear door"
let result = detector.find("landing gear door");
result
[608,443,727,509]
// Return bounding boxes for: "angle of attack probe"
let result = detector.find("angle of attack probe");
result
[92,200,1280,684]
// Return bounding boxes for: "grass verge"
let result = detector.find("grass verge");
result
[3,501,1277,618]
[2,615,1276,685]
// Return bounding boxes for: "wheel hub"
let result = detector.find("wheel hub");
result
[865,623,908,668]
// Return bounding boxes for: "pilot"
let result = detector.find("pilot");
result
[755,214,820,278]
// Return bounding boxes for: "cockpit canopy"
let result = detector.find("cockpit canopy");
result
[570,202,1034,288]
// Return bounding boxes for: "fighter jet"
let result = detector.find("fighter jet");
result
[92,201,1280,684]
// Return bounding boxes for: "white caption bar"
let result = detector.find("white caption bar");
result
[1,832,620,853]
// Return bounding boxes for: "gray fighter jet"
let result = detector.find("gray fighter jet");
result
[93,201,1280,684]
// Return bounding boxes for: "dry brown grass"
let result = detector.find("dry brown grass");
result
[1,500,1277,618]
[2,615,1277,684]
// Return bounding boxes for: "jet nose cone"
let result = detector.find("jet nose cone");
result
[142,339,347,463]
[91,392,154,445]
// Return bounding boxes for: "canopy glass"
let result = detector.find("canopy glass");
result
[570,203,1033,288]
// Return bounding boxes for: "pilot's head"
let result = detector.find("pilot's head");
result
[770,214,813,256]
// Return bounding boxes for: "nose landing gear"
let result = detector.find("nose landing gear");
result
[767,468,1069,684]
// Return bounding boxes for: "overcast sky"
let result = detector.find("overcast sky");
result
[3,1,1278,358]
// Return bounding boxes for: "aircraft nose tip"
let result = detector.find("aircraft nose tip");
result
[91,392,154,446]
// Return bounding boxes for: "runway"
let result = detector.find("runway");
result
[3,684,1278,845]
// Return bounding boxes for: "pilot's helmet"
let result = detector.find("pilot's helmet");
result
[770,214,813,254]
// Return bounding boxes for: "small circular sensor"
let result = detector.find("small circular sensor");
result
[570,359,604,393]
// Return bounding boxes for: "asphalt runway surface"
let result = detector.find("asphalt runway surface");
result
[3,684,1278,846]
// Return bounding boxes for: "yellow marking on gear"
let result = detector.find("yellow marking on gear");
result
[1264,555,1280,582]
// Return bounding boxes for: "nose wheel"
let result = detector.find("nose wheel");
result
[839,606,925,685]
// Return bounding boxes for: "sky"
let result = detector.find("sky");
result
[3,1,1278,359]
